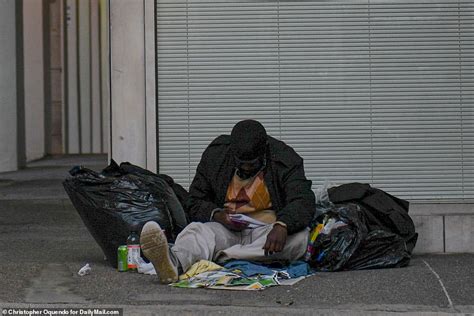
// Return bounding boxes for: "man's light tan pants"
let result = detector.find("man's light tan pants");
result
[170,222,309,272]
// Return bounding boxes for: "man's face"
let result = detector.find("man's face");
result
[235,156,265,180]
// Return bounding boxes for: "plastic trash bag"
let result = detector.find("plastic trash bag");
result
[327,182,417,253]
[312,180,338,222]
[307,183,417,271]
[309,203,367,271]
[63,160,188,268]
[308,202,412,271]
[108,162,189,218]
[345,230,411,270]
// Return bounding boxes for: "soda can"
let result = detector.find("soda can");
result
[117,245,128,272]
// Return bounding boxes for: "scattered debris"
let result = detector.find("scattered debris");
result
[77,263,91,276]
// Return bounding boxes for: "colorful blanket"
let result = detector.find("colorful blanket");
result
[170,260,314,291]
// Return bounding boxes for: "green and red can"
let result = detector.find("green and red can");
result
[117,245,128,272]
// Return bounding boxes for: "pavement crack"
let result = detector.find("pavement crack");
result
[422,259,456,312]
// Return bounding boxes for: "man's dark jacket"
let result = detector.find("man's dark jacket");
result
[185,135,316,234]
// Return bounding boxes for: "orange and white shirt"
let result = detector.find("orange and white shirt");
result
[224,171,276,224]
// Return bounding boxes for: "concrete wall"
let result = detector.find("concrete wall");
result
[0,0,19,172]
[411,203,474,254]
[109,0,156,171]
[23,0,45,162]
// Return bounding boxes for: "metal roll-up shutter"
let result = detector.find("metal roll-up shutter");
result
[460,1,474,199]
[156,0,474,201]
[157,1,280,187]
[368,1,473,199]
[278,2,373,192]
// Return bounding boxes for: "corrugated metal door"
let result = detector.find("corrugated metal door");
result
[156,0,473,200]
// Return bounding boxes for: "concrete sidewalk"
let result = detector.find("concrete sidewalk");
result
[0,155,473,315]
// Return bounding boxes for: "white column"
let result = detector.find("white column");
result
[145,0,157,172]
[23,0,45,162]
[47,0,63,155]
[109,0,156,170]
[0,0,18,172]
[78,0,91,153]
[65,0,80,153]
[100,0,110,155]
[90,0,102,154]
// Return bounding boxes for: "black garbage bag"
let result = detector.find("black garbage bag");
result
[309,203,368,271]
[63,160,188,268]
[308,183,417,271]
[108,162,190,212]
[345,230,411,270]
[328,183,418,253]
[101,161,189,230]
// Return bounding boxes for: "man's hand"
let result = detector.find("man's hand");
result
[213,210,248,231]
[263,224,288,256]
[223,205,236,214]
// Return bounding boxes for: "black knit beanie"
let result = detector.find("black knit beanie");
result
[230,120,268,160]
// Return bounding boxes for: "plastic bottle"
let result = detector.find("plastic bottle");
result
[127,223,141,272]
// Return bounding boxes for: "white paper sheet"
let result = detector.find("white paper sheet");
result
[229,214,267,228]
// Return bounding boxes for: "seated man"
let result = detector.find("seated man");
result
[140,119,316,283]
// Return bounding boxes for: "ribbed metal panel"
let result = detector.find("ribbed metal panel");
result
[156,0,474,200]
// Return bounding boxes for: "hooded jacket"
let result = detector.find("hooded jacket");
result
[185,135,316,234]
